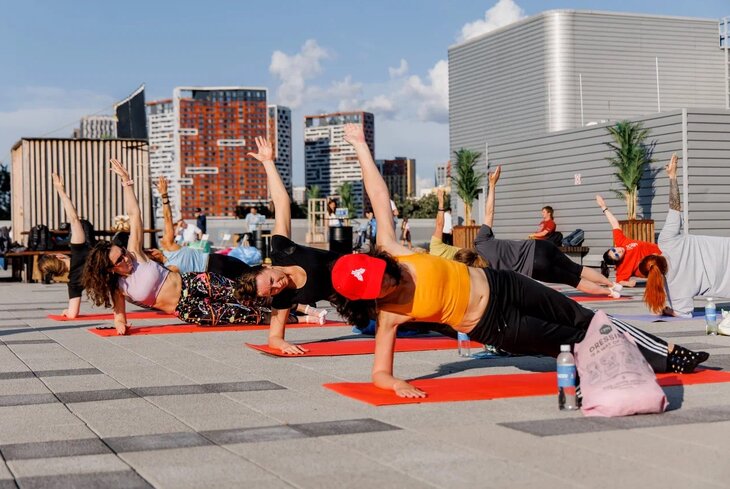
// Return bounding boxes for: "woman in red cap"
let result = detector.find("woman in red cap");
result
[331,124,708,398]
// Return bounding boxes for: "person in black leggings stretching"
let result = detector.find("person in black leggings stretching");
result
[457,166,621,298]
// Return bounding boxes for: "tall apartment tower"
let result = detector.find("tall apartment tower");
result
[147,100,177,219]
[147,87,268,218]
[376,157,416,199]
[304,111,374,212]
[267,105,293,195]
[79,115,117,139]
[435,162,451,189]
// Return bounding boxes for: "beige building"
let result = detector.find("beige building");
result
[10,138,153,246]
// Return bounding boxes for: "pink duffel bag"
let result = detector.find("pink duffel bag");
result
[574,310,668,417]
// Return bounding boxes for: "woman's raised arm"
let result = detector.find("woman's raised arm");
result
[249,136,291,238]
[343,124,411,256]
[109,158,145,258]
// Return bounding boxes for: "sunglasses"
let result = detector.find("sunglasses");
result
[112,248,128,267]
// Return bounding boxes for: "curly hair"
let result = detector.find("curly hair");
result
[453,248,488,268]
[328,248,402,328]
[638,254,668,314]
[233,266,265,302]
[37,254,68,279]
[81,241,118,308]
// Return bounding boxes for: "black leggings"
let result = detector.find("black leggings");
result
[468,268,669,373]
[531,240,583,287]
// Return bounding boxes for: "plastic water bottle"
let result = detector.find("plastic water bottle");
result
[557,344,579,410]
[457,332,471,357]
[706,297,718,335]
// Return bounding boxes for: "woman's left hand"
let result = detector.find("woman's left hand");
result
[109,158,130,181]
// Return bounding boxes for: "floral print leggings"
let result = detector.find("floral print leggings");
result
[175,272,271,326]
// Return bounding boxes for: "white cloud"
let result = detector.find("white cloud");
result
[362,95,396,118]
[269,39,330,109]
[388,59,409,78]
[402,59,449,123]
[458,0,526,42]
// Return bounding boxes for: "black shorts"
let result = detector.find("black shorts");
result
[531,240,583,287]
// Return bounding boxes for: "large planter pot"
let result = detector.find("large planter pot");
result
[618,219,655,243]
[453,225,481,249]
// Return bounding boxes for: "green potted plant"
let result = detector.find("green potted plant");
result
[606,120,655,242]
[452,148,484,247]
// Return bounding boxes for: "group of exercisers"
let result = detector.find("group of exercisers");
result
[40,129,716,397]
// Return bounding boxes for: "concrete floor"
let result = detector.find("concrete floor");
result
[1,277,729,488]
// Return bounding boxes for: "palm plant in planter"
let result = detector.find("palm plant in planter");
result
[606,120,655,241]
[453,148,484,225]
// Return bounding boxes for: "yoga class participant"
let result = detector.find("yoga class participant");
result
[37,174,94,318]
[330,124,707,398]
[596,194,661,288]
[236,137,337,354]
[467,166,621,298]
[638,155,730,317]
[82,159,288,335]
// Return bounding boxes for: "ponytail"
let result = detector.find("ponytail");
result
[638,255,668,314]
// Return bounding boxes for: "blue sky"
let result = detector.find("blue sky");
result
[1,0,728,190]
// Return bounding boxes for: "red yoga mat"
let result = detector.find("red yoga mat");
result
[246,337,483,357]
[323,369,730,406]
[89,321,350,337]
[49,311,176,321]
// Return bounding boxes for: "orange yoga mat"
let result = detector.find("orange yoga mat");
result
[49,311,176,321]
[323,369,730,406]
[89,321,350,337]
[245,337,483,357]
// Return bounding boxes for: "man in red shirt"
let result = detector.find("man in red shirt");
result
[528,206,556,240]
[596,195,661,287]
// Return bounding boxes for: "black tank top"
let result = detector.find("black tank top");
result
[269,235,342,310]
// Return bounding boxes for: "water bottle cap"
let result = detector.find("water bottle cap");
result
[457,332,469,340]
[560,344,571,352]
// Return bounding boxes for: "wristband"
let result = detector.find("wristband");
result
[602,208,608,213]
[437,208,445,211]
[162,193,169,198]
[122,179,134,187]
[162,200,170,205]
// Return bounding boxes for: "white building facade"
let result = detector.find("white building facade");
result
[268,105,293,195]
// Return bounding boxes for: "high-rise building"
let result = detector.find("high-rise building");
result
[435,162,451,188]
[147,99,177,218]
[304,111,374,212]
[147,87,268,218]
[79,115,117,139]
[376,157,416,199]
[267,105,292,195]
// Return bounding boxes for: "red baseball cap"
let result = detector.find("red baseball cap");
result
[331,254,387,300]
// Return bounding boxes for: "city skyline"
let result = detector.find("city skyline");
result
[2,0,728,193]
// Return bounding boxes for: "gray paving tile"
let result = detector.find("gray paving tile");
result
[105,431,211,453]
[0,481,16,489]
[661,330,709,338]
[678,342,718,350]
[290,418,401,437]
[1,438,110,461]
[132,380,285,397]
[0,368,101,380]
[705,353,730,369]
[202,425,307,444]
[16,471,152,489]
[499,405,730,437]
[55,389,138,404]
[2,340,56,345]
[0,394,56,407]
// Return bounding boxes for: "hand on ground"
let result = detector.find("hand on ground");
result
[393,380,426,398]
[114,321,129,335]
[279,341,309,355]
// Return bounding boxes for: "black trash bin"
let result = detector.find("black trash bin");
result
[329,226,353,255]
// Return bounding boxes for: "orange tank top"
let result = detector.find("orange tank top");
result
[381,254,471,328]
